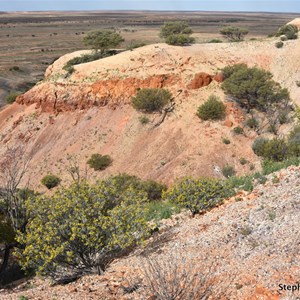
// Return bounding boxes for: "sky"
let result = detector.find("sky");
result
[1,0,300,13]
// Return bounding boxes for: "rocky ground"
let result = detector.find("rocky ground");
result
[1,165,300,300]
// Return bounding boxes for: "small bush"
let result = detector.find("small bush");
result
[296,81,300,87]
[132,88,172,113]
[197,95,226,121]
[239,158,248,165]
[252,137,269,157]
[87,154,112,171]
[233,126,244,134]
[139,115,150,124]
[276,24,298,40]
[165,34,195,46]
[246,117,258,129]
[275,41,284,48]
[222,165,236,178]
[163,177,230,216]
[109,173,166,201]
[222,138,231,144]
[208,39,223,43]
[5,91,21,104]
[261,138,289,161]
[41,174,61,189]
[227,175,254,192]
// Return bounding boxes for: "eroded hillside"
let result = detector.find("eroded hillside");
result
[0,37,300,188]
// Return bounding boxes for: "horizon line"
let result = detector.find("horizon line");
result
[1,9,299,14]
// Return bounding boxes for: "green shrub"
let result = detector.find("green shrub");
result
[275,41,284,48]
[260,138,289,161]
[252,137,269,157]
[16,181,150,278]
[83,29,124,53]
[110,173,166,201]
[287,125,300,156]
[246,117,258,129]
[262,157,300,175]
[226,175,254,192]
[139,115,150,124]
[222,165,236,178]
[197,95,226,121]
[87,154,112,171]
[276,24,298,40]
[163,177,230,216]
[165,34,195,46]
[160,21,195,46]
[41,174,61,189]
[239,158,248,165]
[132,88,172,113]
[63,51,113,72]
[222,137,231,144]
[220,26,249,41]
[208,39,223,43]
[6,91,21,104]
[233,126,244,134]
[144,201,180,221]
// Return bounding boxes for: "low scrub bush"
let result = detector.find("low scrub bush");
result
[246,117,258,129]
[197,95,226,121]
[87,154,112,171]
[16,181,150,280]
[252,138,288,161]
[222,165,236,178]
[132,88,172,113]
[233,126,244,134]
[275,41,284,48]
[63,51,115,72]
[163,177,230,216]
[110,173,166,201]
[276,24,298,40]
[262,157,300,175]
[208,39,223,43]
[41,174,61,189]
[165,34,195,46]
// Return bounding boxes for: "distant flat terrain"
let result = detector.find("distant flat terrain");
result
[0,11,297,106]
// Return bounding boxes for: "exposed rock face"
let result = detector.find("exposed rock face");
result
[16,74,182,113]
[187,72,212,89]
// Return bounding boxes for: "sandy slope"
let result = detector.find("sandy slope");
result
[0,36,299,189]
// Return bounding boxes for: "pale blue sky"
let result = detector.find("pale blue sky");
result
[1,0,300,13]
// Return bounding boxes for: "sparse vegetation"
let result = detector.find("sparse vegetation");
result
[276,24,298,40]
[223,137,231,144]
[83,29,124,54]
[5,91,21,104]
[233,126,244,135]
[163,177,230,216]
[139,115,150,124]
[160,21,195,45]
[275,41,284,48]
[208,38,223,43]
[132,88,172,113]
[87,153,112,171]
[197,95,226,121]
[239,158,248,165]
[41,174,61,189]
[222,63,291,134]
[222,165,236,178]
[220,26,249,41]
